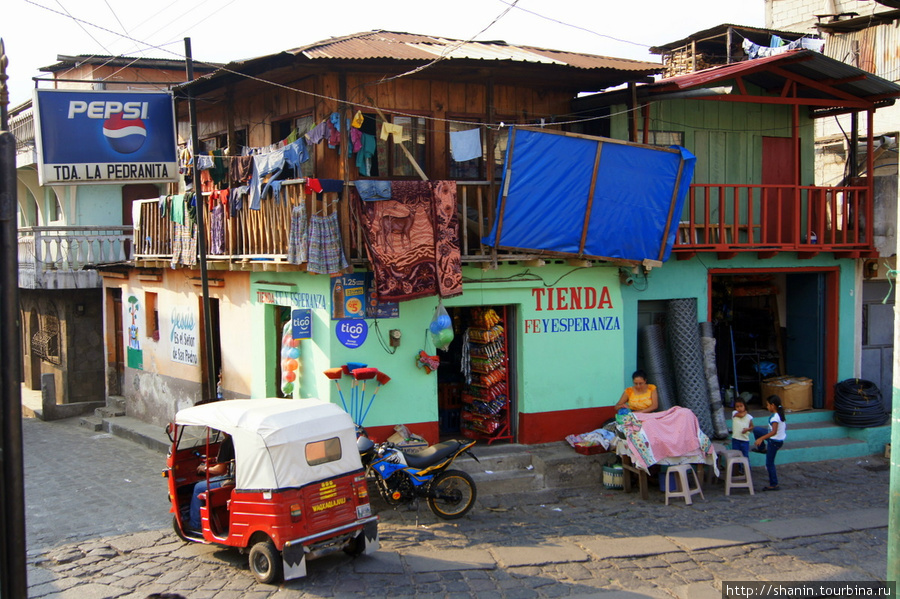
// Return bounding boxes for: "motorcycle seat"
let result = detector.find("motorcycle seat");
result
[402,440,462,468]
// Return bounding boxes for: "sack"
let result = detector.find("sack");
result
[429,302,454,350]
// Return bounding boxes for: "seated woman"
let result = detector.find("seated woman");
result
[614,370,659,414]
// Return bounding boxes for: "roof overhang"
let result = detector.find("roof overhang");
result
[574,50,900,117]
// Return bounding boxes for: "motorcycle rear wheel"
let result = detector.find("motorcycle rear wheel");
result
[427,469,476,519]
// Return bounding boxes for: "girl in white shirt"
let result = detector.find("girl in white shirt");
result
[752,395,787,491]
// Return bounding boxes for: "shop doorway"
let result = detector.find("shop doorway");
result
[437,305,516,443]
[711,270,833,408]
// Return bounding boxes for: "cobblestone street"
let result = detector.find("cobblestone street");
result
[22,415,891,598]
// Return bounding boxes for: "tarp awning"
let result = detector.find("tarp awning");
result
[483,127,696,262]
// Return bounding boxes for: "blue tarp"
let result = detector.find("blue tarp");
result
[483,127,696,262]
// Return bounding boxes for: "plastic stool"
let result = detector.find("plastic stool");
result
[724,453,754,496]
[664,464,705,505]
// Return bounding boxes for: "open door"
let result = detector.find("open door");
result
[785,273,825,408]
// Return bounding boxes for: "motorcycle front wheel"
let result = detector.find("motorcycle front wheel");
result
[427,469,476,519]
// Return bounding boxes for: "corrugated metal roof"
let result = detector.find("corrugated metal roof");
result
[648,49,900,103]
[287,30,661,72]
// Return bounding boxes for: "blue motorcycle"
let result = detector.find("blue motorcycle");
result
[357,433,478,519]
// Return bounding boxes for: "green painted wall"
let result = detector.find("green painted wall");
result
[75,185,127,226]
[610,94,816,187]
[620,253,857,390]
[250,264,624,428]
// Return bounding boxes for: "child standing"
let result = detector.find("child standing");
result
[730,399,754,458]
[752,395,787,491]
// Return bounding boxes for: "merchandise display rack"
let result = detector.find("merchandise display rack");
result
[461,307,513,444]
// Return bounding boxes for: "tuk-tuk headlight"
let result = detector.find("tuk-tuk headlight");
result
[290,503,302,521]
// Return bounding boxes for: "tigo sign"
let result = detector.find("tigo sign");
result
[34,90,178,186]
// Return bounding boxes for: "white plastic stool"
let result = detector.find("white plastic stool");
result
[664,464,704,505]
[724,453,754,496]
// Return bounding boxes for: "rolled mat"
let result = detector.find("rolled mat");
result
[699,323,729,439]
[666,298,715,438]
[639,324,677,411]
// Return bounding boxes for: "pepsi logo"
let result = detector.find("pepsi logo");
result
[103,113,147,154]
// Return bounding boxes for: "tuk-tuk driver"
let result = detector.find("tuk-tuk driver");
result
[189,431,235,532]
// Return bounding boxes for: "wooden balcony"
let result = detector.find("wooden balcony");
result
[133,180,542,271]
[673,183,874,260]
[18,226,133,289]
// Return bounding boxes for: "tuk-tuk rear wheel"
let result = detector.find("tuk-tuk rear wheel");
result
[249,540,282,584]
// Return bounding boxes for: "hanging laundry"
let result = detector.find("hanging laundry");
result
[356,133,376,176]
[380,122,403,142]
[196,154,214,170]
[354,180,392,201]
[352,110,364,129]
[230,155,253,184]
[326,119,341,147]
[307,121,329,145]
[171,222,197,268]
[306,211,350,275]
[210,203,225,255]
[211,149,229,188]
[249,139,308,209]
[450,128,482,162]
[350,128,363,153]
[285,129,299,144]
[287,203,309,265]
[230,186,248,217]
[319,179,344,194]
[267,180,284,204]
[171,193,186,225]
[158,195,170,218]
[742,37,824,60]
[304,178,324,195]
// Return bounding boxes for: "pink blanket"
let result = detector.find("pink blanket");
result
[622,406,715,472]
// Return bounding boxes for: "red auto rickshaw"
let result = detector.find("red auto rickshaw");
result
[163,398,378,583]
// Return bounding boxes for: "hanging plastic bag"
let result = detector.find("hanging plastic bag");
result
[280,321,301,396]
[429,301,454,350]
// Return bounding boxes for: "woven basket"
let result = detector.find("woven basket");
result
[602,465,624,489]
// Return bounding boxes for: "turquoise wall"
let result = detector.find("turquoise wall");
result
[620,253,857,390]
[75,185,128,226]
[251,263,624,427]
[610,95,816,187]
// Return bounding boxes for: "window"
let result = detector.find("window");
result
[273,114,315,178]
[448,120,484,180]
[305,437,343,466]
[145,292,159,341]
[374,114,428,178]
[637,131,684,147]
[200,129,248,153]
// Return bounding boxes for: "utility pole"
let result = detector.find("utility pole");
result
[183,38,217,402]
[0,38,29,599]
[890,125,900,582]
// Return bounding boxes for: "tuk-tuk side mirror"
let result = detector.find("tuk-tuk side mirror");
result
[165,423,175,443]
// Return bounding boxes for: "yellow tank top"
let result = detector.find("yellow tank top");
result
[625,384,656,411]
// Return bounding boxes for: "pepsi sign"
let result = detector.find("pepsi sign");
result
[34,90,178,186]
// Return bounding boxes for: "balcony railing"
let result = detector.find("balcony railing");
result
[134,181,504,268]
[674,184,873,257]
[18,226,133,289]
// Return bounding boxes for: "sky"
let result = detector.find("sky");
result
[3,0,764,108]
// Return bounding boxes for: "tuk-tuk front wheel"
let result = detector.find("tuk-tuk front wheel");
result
[249,540,282,584]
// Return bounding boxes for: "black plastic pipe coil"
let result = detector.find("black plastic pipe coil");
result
[833,378,889,428]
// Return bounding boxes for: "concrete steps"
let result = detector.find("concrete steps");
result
[746,409,889,466]
[456,442,613,496]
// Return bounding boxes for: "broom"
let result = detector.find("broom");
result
[359,371,391,426]
[324,367,349,413]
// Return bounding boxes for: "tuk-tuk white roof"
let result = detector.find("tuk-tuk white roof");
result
[175,398,362,491]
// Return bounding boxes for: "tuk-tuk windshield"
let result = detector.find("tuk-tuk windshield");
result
[177,426,226,451]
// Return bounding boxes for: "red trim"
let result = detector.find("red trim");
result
[517,407,617,445]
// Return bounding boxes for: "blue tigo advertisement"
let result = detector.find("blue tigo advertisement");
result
[34,90,178,185]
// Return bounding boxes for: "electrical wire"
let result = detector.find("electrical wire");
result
[374,0,521,85]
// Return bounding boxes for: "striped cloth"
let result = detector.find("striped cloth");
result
[306,211,348,274]
[287,203,308,265]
